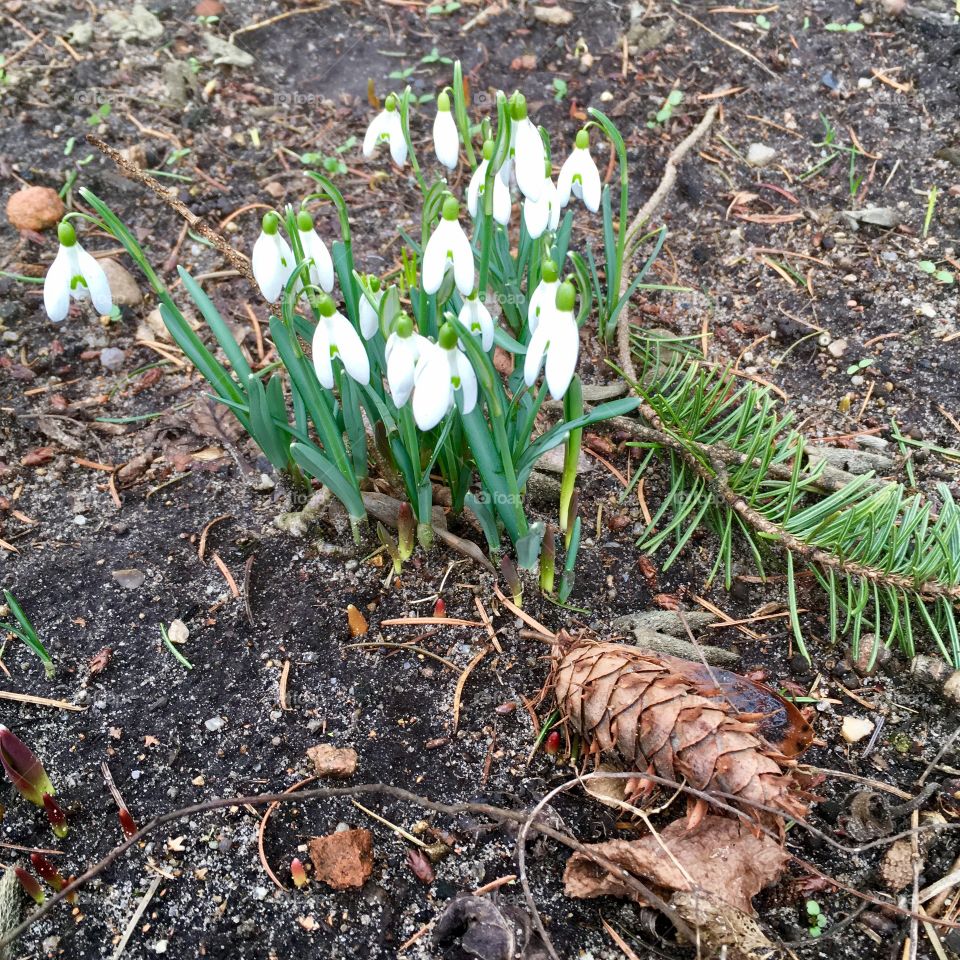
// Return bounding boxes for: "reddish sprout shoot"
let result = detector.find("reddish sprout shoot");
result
[30,853,65,892]
[291,858,308,888]
[433,597,447,618]
[0,725,55,807]
[500,556,522,607]
[118,806,137,839]
[545,730,561,755]
[64,876,79,905]
[397,502,415,561]
[43,793,68,839]
[14,867,45,904]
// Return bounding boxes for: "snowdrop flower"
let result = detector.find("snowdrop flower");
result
[524,280,579,400]
[358,275,383,340]
[43,221,112,323]
[311,292,370,389]
[421,196,474,297]
[385,313,428,407]
[459,292,494,352]
[526,259,560,334]
[252,212,294,302]
[522,162,560,239]
[296,211,334,293]
[510,93,546,202]
[467,141,511,227]
[412,322,478,430]
[433,90,459,171]
[557,129,602,213]
[362,94,407,167]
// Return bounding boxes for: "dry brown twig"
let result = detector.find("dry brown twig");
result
[85,136,257,289]
[615,104,720,385]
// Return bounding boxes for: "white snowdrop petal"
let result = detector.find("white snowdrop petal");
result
[467,161,487,219]
[301,229,335,293]
[450,224,475,297]
[363,111,388,157]
[43,246,73,323]
[523,193,549,239]
[311,317,335,388]
[421,228,447,295]
[76,247,113,315]
[433,109,459,170]
[387,111,407,166]
[523,320,550,388]
[493,175,512,227]
[413,347,453,430]
[359,295,380,339]
[556,154,575,207]
[544,313,579,400]
[515,119,545,202]
[455,351,478,416]
[329,311,370,385]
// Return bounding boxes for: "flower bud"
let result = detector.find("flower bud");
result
[14,867,44,904]
[0,725,55,807]
[291,858,308,888]
[30,853,66,892]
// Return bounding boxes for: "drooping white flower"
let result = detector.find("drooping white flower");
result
[522,166,560,239]
[358,276,383,340]
[252,212,295,302]
[459,292,494,352]
[526,260,560,334]
[385,313,428,407]
[433,90,459,171]
[510,93,546,202]
[43,221,112,323]
[524,280,579,400]
[362,94,407,167]
[311,293,370,389]
[421,196,475,297]
[412,322,478,430]
[467,141,511,227]
[557,128,602,213]
[296,211,334,293]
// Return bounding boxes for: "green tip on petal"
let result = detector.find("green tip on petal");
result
[482,140,494,161]
[555,281,576,312]
[441,196,459,221]
[316,293,336,317]
[437,90,451,112]
[511,92,528,121]
[385,94,397,112]
[395,313,413,338]
[542,259,559,283]
[296,210,313,232]
[57,221,77,247]
[438,322,458,350]
[262,212,280,235]
[575,128,590,150]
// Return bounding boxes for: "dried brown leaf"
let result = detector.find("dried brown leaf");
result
[563,815,788,915]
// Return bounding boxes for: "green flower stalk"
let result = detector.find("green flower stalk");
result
[540,523,556,594]
[560,374,583,543]
[0,725,55,807]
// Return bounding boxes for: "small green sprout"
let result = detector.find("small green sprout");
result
[648,89,683,128]
[0,590,54,676]
[846,357,875,377]
[825,21,865,32]
[426,1,461,13]
[805,899,828,937]
[553,78,568,101]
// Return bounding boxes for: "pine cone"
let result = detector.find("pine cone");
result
[553,636,809,822]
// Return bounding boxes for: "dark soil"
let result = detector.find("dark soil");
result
[1,1,959,959]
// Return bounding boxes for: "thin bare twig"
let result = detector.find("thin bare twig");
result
[85,136,257,289]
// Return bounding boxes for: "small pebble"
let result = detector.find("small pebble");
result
[100,347,125,371]
[841,715,875,743]
[747,143,777,167]
[204,717,226,732]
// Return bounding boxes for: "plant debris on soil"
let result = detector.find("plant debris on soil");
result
[1,1,960,959]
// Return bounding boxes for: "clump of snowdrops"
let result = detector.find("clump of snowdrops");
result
[44,63,664,599]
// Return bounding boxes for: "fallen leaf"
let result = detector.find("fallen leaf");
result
[144,735,160,747]
[88,647,111,674]
[21,447,55,467]
[406,848,435,885]
[564,815,788,915]
[532,5,573,25]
